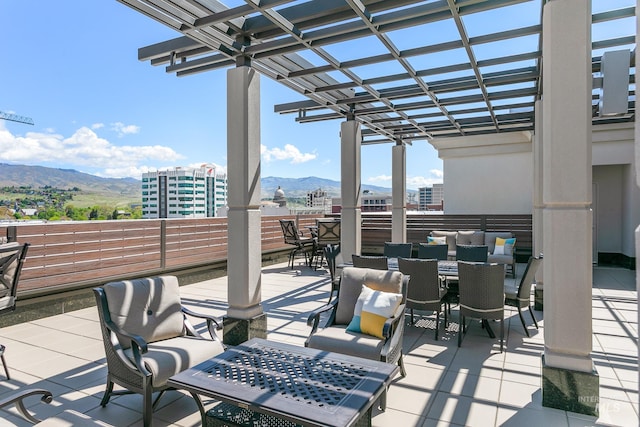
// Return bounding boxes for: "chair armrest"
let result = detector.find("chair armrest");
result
[306,300,337,332]
[0,388,53,424]
[382,303,406,338]
[103,318,148,354]
[182,306,224,342]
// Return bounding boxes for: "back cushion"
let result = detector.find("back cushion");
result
[484,232,514,254]
[430,231,458,252]
[457,230,485,246]
[103,276,184,345]
[335,267,404,325]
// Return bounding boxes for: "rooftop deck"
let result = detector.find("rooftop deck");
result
[0,260,636,426]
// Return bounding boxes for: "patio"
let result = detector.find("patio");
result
[0,260,636,427]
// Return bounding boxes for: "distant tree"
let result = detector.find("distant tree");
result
[89,208,98,220]
[112,209,119,220]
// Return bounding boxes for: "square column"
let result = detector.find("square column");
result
[541,0,598,416]
[224,66,266,345]
[391,143,407,243]
[340,120,362,261]
[533,100,544,310]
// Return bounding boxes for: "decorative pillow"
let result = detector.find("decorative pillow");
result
[427,236,447,245]
[494,237,516,255]
[347,284,403,339]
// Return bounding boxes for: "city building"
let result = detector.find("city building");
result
[418,183,444,211]
[361,191,392,212]
[141,166,227,219]
[306,188,332,213]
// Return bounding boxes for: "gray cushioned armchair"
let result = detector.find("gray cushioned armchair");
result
[305,267,408,378]
[93,275,226,427]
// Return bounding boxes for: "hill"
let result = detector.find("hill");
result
[0,164,398,205]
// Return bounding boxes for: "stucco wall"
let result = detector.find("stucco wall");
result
[443,152,533,214]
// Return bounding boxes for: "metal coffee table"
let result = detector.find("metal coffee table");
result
[168,338,399,427]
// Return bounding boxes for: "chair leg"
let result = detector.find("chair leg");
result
[528,305,539,329]
[0,345,10,380]
[500,318,504,353]
[458,314,465,347]
[410,308,414,324]
[398,352,407,378]
[517,306,530,337]
[435,311,440,340]
[143,387,153,427]
[100,379,115,407]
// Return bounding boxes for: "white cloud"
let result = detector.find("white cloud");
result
[367,175,392,183]
[261,144,316,164]
[110,122,140,137]
[92,123,104,129]
[365,171,443,189]
[0,125,183,178]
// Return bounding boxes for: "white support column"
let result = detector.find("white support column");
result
[533,100,544,310]
[391,142,407,243]
[635,0,640,389]
[541,0,598,416]
[224,65,266,345]
[340,120,362,261]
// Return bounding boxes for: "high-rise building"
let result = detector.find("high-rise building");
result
[418,183,444,210]
[141,166,227,219]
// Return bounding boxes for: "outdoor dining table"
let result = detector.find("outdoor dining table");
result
[168,338,398,427]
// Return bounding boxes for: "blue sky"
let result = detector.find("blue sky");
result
[0,0,634,189]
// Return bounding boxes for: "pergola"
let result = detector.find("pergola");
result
[115,0,636,417]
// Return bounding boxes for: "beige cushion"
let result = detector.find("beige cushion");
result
[306,325,384,359]
[124,335,225,387]
[488,254,513,265]
[430,231,457,253]
[103,276,185,346]
[457,230,485,246]
[0,242,21,299]
[335,267,404,325]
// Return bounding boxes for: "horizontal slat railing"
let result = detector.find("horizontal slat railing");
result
[0,213,531,298]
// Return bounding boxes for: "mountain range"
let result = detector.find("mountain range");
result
[0,163,396,200]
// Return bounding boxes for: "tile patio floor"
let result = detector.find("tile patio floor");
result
[0,261,637,426]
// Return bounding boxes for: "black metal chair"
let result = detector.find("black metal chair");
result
[456,245,488,262]
[417,243,448,260]
[352,254,388,270]
[457,262,505,352]
[279,219,316,269]
[313,219,340,269]
[323,244,341,303]
[383,242,413,258]
[0,242,30,380]
[397,257,448,340]
[505,256,542,337]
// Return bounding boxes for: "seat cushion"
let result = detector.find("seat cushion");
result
[103,276,185,346]
[488,254,513,265]
[125,335,225,388]
[306,325,384,360]
[503,281,519,300]
[335,267,404,325]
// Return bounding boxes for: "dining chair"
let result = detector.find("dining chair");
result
[456,245,488,262]
[0,242,30,380]
[504,256,542,337]
[397,257,448,340]
[323,244,341,303]
[457,262,505,352]
[417,243,448,260]
[279,219,316,269]
[352,254,389,270]
[383,242,413,258]
[313,219,341,269]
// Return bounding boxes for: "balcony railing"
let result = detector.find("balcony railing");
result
[1,213,531,299]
